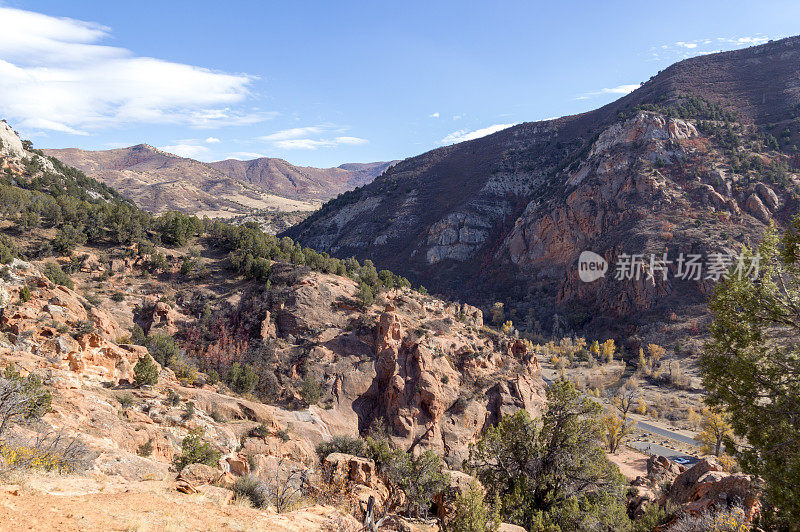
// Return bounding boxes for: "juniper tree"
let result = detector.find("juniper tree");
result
[133,354,158,387]
[465,380,628,530]
[701,221,800,524]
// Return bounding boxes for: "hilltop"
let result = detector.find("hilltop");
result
[208,158,396,202]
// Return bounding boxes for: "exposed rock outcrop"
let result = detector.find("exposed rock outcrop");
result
[0,260,149,386]
[225,268,547,466]
[665,457,761,522]
[628,456,762,525]
[139,300,182,335]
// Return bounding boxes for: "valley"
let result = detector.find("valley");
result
[0,28,796,532]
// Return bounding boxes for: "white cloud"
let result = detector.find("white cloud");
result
[205,136,221,143]
[259,125,368,150]
[273,139,332,150]
[720,36,771,45]
[335,136,369,145]
[601,84,640,94]
[259,126,324,142]
[272,136,369,150]
[0,7,271,135]
[441,123,517,145]
[429,112,440,118]
[225,152,268,160]
[576,83,640,100]
[159,144,209,159]
[650,35,781,62]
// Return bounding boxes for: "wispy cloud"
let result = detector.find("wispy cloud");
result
[441,123,517,145]
[205,136,221,143]
[335,136,369,146]
[575,83,640,100]
[0,7,272,135]
[429,112,440,118]
[650,34,782,61]
[225,151,268,160]
[159,143,210,159]
[258,126,325,142]
[259,125,368,150]
[720,36,772,45]
[272,136,369,150]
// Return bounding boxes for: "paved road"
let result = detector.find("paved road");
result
[541,368,701,462]
[629,441,699,466]
[543,372,700,444]
[636,421,700,447]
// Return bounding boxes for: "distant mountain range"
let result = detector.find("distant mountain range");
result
[208,158,396,202]
[43,144,396,218]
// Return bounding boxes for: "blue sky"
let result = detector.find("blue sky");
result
[0,1,797,167]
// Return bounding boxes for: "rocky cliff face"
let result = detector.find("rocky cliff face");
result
[286,37,800,336]
[217,264,545,466]
[0,240,544,528]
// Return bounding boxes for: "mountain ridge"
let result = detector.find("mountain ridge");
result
[207,157,397,202]
[285,36,800,338]
[43,144,395,219]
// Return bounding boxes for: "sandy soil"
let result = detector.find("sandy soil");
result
[0,476,357,532]
[607,448,648,481]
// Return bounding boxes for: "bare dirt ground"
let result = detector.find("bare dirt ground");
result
[0,475,357,531]
[607,448,648,481]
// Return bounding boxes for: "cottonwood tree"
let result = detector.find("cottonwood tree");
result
[602,413,633,454]
[613,379,640,418]
[701,221,800,524]
[637,344,665,378]
[602,380,638,453]
[601,339,616,363]
[697,407,734,457]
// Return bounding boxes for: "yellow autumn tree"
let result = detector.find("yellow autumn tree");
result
[590,340,600,357]
[602,413,633,454]
[603,380,639,454]
[698,407,734,456]
[635,397,647,415]
[638,343,666,377]
[601,339,616,363]
[574,337,587,351]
